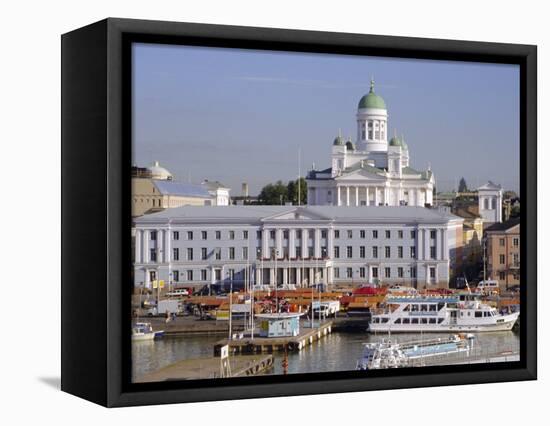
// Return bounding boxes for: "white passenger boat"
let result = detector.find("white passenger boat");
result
[369,293,519,333]
[132,322,162,341]
[356,334,475,370]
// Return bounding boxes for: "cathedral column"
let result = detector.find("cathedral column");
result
[374,187,379,206]
[355,186,359,206]
[346,186,350,206]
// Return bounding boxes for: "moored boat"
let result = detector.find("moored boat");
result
[132,322,163,341]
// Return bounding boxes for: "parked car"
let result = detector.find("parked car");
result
[166,288,189,297]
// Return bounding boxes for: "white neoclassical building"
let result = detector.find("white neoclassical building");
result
[477,181,503,223]
[133,205,463,291]
[307,80,435,207]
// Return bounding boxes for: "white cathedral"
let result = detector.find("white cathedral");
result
[306,80,435,207]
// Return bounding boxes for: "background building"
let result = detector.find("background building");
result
[133,205,463,291]
[132,161,231,217]
[478,181,503,224]
[306,81,435,207]
[485,218,520,289]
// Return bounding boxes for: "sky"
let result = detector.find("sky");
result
[132,43,520,195]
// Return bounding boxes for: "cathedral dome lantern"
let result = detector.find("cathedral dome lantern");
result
[356,79,389,152]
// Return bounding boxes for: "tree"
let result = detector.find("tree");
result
[503,190,518,200]
[258,180,288,205]
[287,177,307,205]
[458,177,468,193]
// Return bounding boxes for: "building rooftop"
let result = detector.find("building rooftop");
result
[485,217,520,232]
[153,180,211,198]
[135,205,462,224]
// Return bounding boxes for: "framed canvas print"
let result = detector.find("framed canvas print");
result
[61,18,537,407]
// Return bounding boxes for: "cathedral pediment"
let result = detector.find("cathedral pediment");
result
[336,168,387,181]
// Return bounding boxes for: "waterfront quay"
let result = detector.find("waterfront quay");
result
[213,321,333,355]
[137,354,274,382]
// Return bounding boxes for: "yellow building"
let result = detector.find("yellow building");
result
[485,218,520,289]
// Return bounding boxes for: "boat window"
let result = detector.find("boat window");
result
[421,304,428,312]
[429,318,436,324]
[429,304,437,312]
[411,305,419,312]
[475,311,482,318]
[438,318,444,324]
[394,318,402,324]
[438,303,445,310]
[460,312,464,317]
[403,305,410,311]
[381,318,389,323]
[411,318,419,324]
[403,318,410,324]
[421,318,428,324]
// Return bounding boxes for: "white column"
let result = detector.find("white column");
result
[296,268,301,287]
[314,228,321,258]
[442,228,448,260]
[143,230,150,263]
[135,230,142,263]
[289,229,296,259]
[275,229,283,257]
[165,229,171,263]
[309,268,314,285]
[269,268,275,285]
[302,228,308,258]
[439,229,444,260]
[417,228,423,260]
[365,186,369,206]
[346,186,350,206]
[374,187,379,206]
[255,268,261,286]
[355,186,359,206]
[262,228,269,258]
[337,186,341,206]
[157,229,164,263]
[327,228,334,259]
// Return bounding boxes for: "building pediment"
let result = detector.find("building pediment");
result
[336,168,387,181]
[261,207,331,221]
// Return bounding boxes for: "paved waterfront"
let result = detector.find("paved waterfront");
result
[132,324,520,381]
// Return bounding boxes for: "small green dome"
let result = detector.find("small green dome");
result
[345,140,355,151]
[333,135,344,146]
[389,136,403,147]
[358,79,386,110]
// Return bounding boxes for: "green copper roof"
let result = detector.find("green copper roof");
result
[358,79,386,110]
[389,136,404,147]
[333,135,344,146]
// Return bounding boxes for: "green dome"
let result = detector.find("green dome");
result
[358,79,386,110]
[333,135,344,146]
[389,136,403,147]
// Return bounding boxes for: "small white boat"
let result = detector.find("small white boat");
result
[132,322,162,341]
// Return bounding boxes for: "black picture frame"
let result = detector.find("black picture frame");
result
[61,17,537,407]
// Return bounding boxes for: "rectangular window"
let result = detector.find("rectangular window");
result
[295,247,301,258]
[321,230,327,239]
[187,248,193,261]
[398,246,403,258]
[215,248,221,260]
[372,267,379,278]
[228,269,235,281]
[500,238,505,246]
[499,271,506,280]
[173,231,179,240]
[430,267,436,279]
[187,270,193,281]
[229,247,235,260]
[201,269,207,281]
[372,230,378,239]
[359,267,365,278]
[410,246,416,258]
[229,231,235,240]
[410,230,416,239]
[346,268,353,278]
[296,230,302,239]
[347,246,353,258]
[430,230,436,239]
[215,231,221,240]
[187,231,193,240]
[385,246,391,258]
[173,248,179,261]
[513,238,519,247]
[150,231,157,241]
[243,230,248,240]
[385,267,391,278]
[334,268,340,279]
[334,246,340,258]
[347,230,353,239]
[500,254,505,264]
[373,246,378,258]
[257,230,262,240]
[411,267,417,278]
[398,230,403,239]
[242,247,248,260]
[360,230,366,239]
[360,246,366,258]
[308,247,314,257]
[270,230,276,239]
[283,230,289,239]
[173,270,179,282]
[385,230,391,239]
[398,267,404,278]
[513,253,519,266]
[201,231,207,240]
[150,248,156,262]
[334,230,340,239]
[430,246,436,259]
[201,248,207,260]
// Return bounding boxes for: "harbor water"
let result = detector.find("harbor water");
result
[132,328,520,381]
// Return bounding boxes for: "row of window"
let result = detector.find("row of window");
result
[498,237,520,247]
[146,229,430,242]
[146,244,439,262]
[360,120,386,141]
[498,253,520,265]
